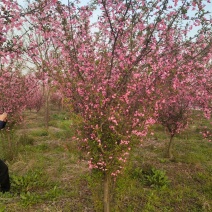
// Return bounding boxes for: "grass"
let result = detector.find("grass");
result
[0,107,211,211]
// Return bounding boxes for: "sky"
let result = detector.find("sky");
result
[17,0,100,22]
[61,0,212,35]
[16,0,212,37]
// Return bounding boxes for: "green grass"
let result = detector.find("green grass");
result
[0,108,211,211]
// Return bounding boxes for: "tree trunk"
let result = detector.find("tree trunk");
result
[103,172,110,212]
[167,135,174,159]
[45,92,50,129]
[44,85,50,129]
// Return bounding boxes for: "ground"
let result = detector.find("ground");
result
[0,107,211,211]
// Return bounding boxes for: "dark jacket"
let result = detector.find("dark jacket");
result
[0,121,6,130]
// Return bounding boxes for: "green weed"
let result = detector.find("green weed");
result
[10,169,46,193]
[20,191,42,206]
[145,168,170,189]
[0,204,6,212]
[130,166,170,189]
[20,186,61,207]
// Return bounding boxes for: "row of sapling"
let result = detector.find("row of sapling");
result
[0,0,43,124]
[0,0,212,211]
[0,69,42,125]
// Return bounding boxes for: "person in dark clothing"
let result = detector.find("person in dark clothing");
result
[0,160,10,193]
[0,112,10,193]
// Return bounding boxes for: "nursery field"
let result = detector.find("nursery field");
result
[0,106,211,212]
[1,0,212,211]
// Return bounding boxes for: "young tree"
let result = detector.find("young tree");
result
[24,74,44,112]
[24,0,212,210]
[157,95,191,159]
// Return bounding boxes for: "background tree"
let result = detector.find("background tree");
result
[157,95,191,159]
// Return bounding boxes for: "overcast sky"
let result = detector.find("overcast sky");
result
[16,0,212,37]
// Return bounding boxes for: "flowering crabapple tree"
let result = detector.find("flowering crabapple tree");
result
[1,0,212,210]
[22,0,212,210]
[24,74,44,112]
[157,96,191,159]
